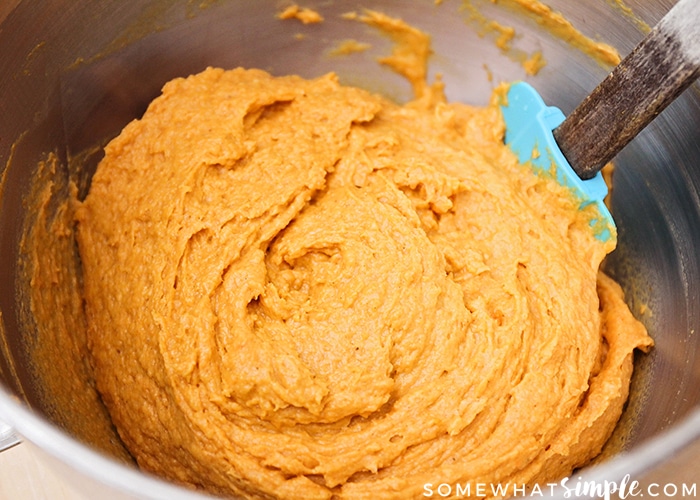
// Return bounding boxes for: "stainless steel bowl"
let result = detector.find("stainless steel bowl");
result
[1,1,699,498]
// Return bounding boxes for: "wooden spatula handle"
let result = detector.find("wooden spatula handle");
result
[553,0,700,180]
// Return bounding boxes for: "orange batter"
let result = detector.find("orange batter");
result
[73,65,651,499]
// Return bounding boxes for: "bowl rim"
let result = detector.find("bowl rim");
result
[0,386,214,499]
[1,384,700,498]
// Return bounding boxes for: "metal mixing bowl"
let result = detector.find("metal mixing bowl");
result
[1,0,699,498]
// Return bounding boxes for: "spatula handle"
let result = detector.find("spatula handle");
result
[553,0,700,180]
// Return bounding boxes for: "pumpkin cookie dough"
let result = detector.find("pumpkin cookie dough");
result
[74,66,652,499]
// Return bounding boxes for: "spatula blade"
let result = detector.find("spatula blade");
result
[500,81,615,242]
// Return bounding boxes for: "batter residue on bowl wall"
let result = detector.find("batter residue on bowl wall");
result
[278,4,324,24]
[484,0,622,66]
[24,6,652,500]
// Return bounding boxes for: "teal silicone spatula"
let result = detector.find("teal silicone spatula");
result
[500,0,700,242]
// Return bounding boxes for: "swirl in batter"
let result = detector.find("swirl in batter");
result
[75,67,652,499]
